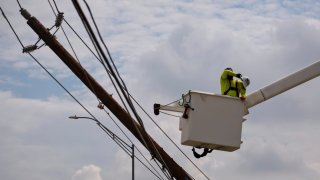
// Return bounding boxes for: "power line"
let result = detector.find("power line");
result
[24,1,193,178]
[11,0,206,179]
[51,0,60,13]
[96,119,164,180]
[78,3,150,156]
[73,1,205,178]
[48,1,167,178]
[73,2,175,178]
[71,0,157,165]
[47,0,103,108]
[48,1,208,179]
[102,109,166,180]
[1,6,164,180]
[48,0,136,147]
[48,0,132,116]
[16,0,22,9]
[48,0,182,156]
[82,0,132,102]
[49,0,133,117]
[54,0,132,115]
[46,1,167,179]
[47,0,79,62]
[1,6,23,47]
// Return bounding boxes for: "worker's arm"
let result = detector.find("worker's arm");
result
[220,70,237,80]
[238,80,247,100]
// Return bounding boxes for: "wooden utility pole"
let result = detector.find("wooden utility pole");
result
[23,13,192,180]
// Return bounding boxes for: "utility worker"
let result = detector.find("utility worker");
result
[192,68,249,158]
[220,67,249,100]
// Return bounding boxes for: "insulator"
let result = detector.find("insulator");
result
[20,8,31,20]
[22,45,37,53]
[55,12,64,27]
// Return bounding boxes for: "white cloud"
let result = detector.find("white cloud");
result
[72,165,103,180]
[0,91,81,133]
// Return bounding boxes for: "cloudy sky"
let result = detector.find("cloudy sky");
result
[1,0,320,179]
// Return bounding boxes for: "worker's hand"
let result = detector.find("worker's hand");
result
[236,73,242,78]
[240,96,246,101]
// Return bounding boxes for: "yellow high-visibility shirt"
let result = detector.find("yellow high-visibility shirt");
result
[220,70,246,97]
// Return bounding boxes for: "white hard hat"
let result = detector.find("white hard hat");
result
[242,76,250,88]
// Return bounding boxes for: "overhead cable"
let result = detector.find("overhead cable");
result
[48,1,207,179]
[47,1,166,178]
[71,0,153,160]
[47,1,206,179]
[1,5,163,180]
[80,0,146,129]
[74,1,174,177]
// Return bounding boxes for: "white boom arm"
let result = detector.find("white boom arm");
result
[246,60,320,109]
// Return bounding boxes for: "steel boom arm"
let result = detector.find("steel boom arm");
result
[246,60,320,109]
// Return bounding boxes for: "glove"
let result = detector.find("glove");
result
[236,73,242,78]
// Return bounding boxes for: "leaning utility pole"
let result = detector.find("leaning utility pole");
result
[21,10,192,180]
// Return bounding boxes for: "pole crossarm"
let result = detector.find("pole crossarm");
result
[24,15,192,180]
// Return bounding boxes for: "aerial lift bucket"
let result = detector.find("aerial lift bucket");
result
[180,91,248,151]
[155,91,248,152]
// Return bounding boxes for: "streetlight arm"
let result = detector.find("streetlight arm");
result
[68,115,131,148]
[68,115,96,122]
[68,115,135,179]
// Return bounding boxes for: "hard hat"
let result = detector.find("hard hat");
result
[242,76,250,88]
[225,67,233,71]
